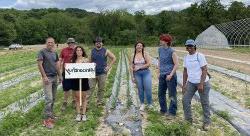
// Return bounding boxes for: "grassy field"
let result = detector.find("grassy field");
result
[0,46,248,136]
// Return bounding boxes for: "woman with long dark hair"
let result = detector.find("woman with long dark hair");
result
[130,42,152,111]
[71,46,90,122]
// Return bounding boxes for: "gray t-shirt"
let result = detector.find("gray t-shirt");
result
[37,48,59,77]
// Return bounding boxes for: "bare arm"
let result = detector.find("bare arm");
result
[157,57,160,78]
[38,61,47,78]
[59,58,64,73]
[170,52,179,76]
[200,66,207,84]
[182,67,188,94]
[106,49,116,68]
[56,60,62,82]
[183,67,188,86]
[38,60,49,84]
[198,65,208,92]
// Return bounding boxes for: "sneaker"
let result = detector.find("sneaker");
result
[148,105,153,110]
[43,118,54,129]
[51,114,59,120]
[159,111,166,115]
[75,114,82,122]
[72,100,76,109]
[202,123,210,131]
[139,104,145,111]
[97,101,104,106]
[185,119,193,125]
[61,102,67,112]
[165,113,175,120]
[82,114,87,122]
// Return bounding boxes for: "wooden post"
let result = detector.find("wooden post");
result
[79,78,82,106]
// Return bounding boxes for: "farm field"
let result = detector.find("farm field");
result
[0,45,249,136]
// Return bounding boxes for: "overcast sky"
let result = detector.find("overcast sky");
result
[0,0,249,14]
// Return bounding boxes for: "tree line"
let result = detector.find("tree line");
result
[0,0,249,46]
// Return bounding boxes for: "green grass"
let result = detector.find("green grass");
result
[0,60,36,73]
[0,76,41,109]
[246,98,250,108]
[0,64,36,76]
[145,110,191,136]
[216,111,232,122]
[0,101,45,136]
[0,51,36,65]
[0,66,37,83]
[0,50,37,73]
[231,47,250,54]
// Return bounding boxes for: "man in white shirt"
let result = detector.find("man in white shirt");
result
[182,39,211,131]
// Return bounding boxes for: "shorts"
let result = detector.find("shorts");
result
[62,72,73,91]
[71,78,90,91]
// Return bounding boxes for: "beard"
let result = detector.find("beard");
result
[96,45,102,49]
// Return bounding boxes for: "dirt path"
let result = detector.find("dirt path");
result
[96,50,143,136]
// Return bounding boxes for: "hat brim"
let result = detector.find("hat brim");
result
[185,44,195,47]
[67,42,76,44]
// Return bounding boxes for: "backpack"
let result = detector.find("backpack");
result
[196,53,211,79]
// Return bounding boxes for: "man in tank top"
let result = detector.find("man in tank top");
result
[89,36,116,105]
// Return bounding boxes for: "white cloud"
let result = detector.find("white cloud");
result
[8,0,250,14]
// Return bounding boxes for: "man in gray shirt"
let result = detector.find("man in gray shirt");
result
[37,37,61,129]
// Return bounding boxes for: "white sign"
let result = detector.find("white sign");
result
[65,63,95,79]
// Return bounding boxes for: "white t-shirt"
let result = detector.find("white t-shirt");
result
[183,52,209,84]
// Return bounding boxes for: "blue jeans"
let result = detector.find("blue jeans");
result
[134,69,152,105]
[158,74,177,115]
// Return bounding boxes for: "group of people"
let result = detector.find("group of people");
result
[37,34,211,131]
[37,36,116,128]
[129,34,211,131]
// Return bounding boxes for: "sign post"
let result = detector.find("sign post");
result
[65,63,95,106]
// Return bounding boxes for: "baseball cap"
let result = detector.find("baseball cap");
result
[185,39,196,47]
[93,36,104,43]
[67,38,76,44]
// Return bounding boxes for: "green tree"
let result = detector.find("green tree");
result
[199,0,226,24]
[15,19,47,44]
[144,16,156,35]
[0,20,17,46]
[43,13,80,43]
[228,1,248,20]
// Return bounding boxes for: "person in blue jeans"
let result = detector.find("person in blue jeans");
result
[158,34,179,118]
[130,41,152,111]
